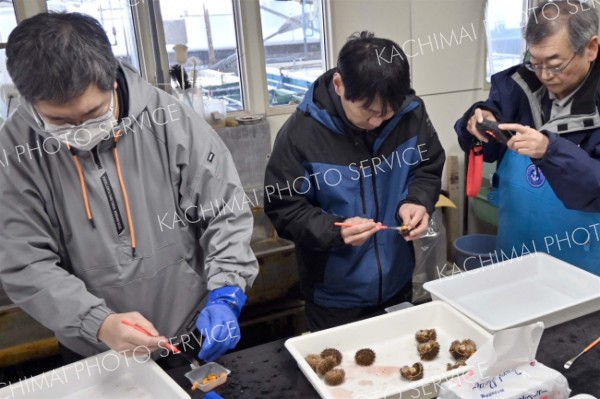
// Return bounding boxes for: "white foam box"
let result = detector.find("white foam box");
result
[424,252,600,332]
[285,301,492,399]
[0,350,190,399]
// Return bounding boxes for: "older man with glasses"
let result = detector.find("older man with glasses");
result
[455,0,600,274]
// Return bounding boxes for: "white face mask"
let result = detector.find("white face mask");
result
[46,115,118,151]
[32,91,117,151]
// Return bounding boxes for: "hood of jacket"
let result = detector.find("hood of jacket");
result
[297,68,418,136]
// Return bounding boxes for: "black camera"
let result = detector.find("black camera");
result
[475,119,515,144]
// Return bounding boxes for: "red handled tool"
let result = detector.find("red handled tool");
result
[121,319,201,368]
[121,319,180,353]
[334,222,411,233]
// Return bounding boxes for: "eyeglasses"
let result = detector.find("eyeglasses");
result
[29,91,115,135]
[523,50,578,75]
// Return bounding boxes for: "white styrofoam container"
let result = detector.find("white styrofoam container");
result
[285,301,492,399]
[0,350,190,399]
[424,252,600,332]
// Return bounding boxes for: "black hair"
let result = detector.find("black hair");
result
[6,12,119,104]
[336,31,411,115]
[525,0,599,54]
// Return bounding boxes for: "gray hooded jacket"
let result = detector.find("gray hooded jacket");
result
[0,65,258,357]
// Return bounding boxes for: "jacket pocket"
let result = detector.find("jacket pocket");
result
[87,254,205,338]
[77,241,185,290]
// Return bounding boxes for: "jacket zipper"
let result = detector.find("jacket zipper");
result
[90,147,127,237]
[91,147,103,169]
[354,132,383,305]
[358,165,367,214]
[370,157,384,305]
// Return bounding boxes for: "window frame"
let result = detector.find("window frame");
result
[9,0,333,118]
[151,0,332,117]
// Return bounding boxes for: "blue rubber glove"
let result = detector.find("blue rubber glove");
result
[204,392,224,399]
[196,286,247,362]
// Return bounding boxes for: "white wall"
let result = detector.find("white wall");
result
[410,0,489,233]
[266,0,492,234]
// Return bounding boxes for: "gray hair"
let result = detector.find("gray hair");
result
[6,12,119,104]
[525,0,599,54]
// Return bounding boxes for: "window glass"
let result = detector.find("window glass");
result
[47,0,141,71]
[260,0,326,107]
[0,1,19,118]
[485,0,528,82]
[159,0,243,111]
[0,0,18,43]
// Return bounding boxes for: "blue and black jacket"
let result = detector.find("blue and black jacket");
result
[455,56,600,211]
[264,69,445,309]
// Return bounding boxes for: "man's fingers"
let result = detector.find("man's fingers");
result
[400,211,422,228]
[467,115,489,142]
[411,214,429,235]
[342,217,373,226]
[349,228,377,243]
[409,215,423,229]
[345,227,378,246]
[497,123,528,134]
[474,108,484,123]
[342,221,376,236]
[128,333,167,352]
[403,214,429,241]
[399,209,412,225]
[476,109,496,122]
[128,313,159,336]
[408,212,426,232]
[398,204,428,240]
[467,109,498,142]
[403,207,424,226]
[132,345,153,358]
[353,222,377,234]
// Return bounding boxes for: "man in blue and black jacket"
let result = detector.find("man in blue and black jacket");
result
[264,32,445,331]
[455,0,600,275]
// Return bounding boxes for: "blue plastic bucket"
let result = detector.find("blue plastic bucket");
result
[453,234,497,271]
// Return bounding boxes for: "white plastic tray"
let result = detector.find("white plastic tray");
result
[285,301,492,399]
[424,252,600,332]
[0,350,190,398]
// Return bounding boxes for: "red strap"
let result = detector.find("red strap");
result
[466,143,484,197]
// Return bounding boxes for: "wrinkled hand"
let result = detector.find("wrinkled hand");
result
[97,312,168,356]
[340,217,383,246]
[466,108,496,143]
[398,204,429,241]
[499,123,549,159]
[196,304,241,362]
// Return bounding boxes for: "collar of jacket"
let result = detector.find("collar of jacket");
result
[297,68,420,138]
[512,46,600,134]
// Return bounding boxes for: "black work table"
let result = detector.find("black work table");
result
[168,310,600,398]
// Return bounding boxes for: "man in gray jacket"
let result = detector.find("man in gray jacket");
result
[0,12,258,363]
